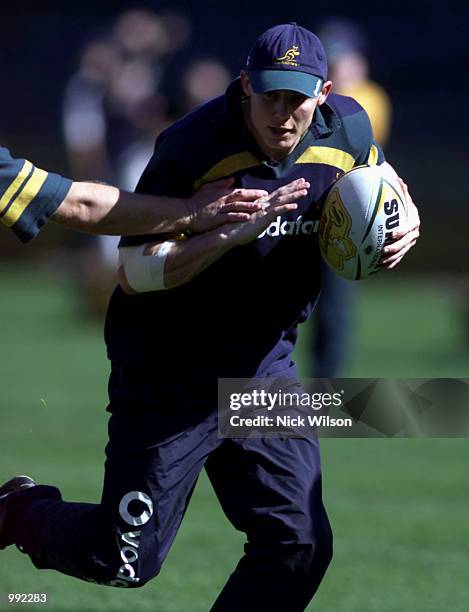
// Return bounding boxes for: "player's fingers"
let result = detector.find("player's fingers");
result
[385,254,405,270]
[265,203,298,217]
[383,236,407,254]
[221,201,264,214]
[220,212,253,223]
[390,219,421,240]
[224,188,269,203]
[385,228,420,250]
[388,230,420,244]
[381,240,416,266]
[255,203,298,227]
[382,232,418,257]
[269,178,310,199]
[381,247,407,267]
[381,238,415,261]
[271,188,308,206]
[389,230,405,240]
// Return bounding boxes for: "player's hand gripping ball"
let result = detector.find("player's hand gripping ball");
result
[319,164,408,280]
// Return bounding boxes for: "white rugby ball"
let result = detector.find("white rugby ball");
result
[319,164,408,280]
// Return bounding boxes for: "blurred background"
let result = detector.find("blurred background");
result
[1,2,468,611]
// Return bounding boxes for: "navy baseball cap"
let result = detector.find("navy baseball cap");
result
[245,23,328,98]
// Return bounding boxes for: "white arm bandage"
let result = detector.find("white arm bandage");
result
[118,240,175,292]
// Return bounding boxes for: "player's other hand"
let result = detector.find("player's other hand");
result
[380,177,420,269]
[219,178,309,246]
[187,178,271,233]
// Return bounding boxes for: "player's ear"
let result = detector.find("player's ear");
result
[240,70,253,97]
[317,80,332,106]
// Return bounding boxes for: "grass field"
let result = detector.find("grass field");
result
[0,264,468,611]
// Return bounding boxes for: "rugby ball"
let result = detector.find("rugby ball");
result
[319,164,408,280]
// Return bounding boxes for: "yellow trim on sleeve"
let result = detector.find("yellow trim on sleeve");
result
[193,152,260,191]
[367,144,379,166]
[3,166,48,227]
[0,160,33,217]
[295,146,355,172]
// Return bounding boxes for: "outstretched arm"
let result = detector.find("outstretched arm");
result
[118,179,310,293]
[0,147,268,241]
[51,178,270,236]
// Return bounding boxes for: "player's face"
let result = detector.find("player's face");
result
[240,72,331,161]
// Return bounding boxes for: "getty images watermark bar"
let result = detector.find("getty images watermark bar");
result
[217,378,469,438]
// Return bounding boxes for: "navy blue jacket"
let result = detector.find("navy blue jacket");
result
[105,79,383,401]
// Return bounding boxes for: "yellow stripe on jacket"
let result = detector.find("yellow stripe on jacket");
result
[2,166,48,227]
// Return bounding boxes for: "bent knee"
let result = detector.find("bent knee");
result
[284,539,333,577]
[92,563,160,588]
[276,524,333,577]
[110,546,163,587]
[110,562,158,588]
[88,532,164,588]
[309,521,334,571]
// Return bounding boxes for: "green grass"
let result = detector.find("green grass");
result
[296,275,469,378]
[0,265,468,611]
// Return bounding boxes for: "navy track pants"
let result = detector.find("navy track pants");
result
[2,403,332,611]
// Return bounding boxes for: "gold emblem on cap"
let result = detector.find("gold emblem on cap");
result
[275,45,300,66]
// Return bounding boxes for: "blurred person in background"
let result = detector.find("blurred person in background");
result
[176,58,232,116]
[312,18,393,377]
[158,10,192,54]
[62,9,183,316]
[320,19,391,143]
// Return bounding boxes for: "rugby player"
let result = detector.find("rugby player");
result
[1,24,419,611]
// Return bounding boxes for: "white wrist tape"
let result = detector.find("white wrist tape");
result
[118,241,175,292]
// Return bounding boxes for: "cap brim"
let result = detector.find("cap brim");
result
[250,70,323,98]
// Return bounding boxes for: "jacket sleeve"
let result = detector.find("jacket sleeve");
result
[0,147,72,243]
